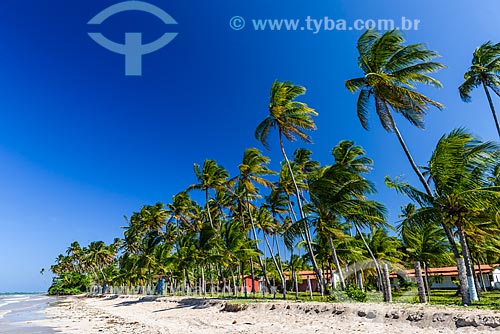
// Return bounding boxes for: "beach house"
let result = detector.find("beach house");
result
[391,264,500,290]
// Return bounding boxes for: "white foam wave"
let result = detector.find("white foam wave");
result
[0,309,12,320]
[0,295,34,309]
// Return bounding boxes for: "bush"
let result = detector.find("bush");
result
[48,272,91,295]
[326,290,348,302]
[345,284,367,302]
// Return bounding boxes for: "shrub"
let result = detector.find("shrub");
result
[345,284,367,302]
[48,272,91,295]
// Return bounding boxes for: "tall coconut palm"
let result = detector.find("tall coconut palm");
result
[344,29,468,296]
[255,80,324,291]
[234,147,276,292]
[310,141,388,294]
[459,41,500,137]
[188,160,229,229]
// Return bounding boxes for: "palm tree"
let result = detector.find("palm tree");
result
[387,129,500,304]
[189,160,229,229]
[218,219,260,296]
[86,241,117,292]
[253,205,288,298]
[345,29,445,197]
[255,80,323,291]
[364,227,403,267]
[66,241,84,273]
[399,203,453,302]
[459,41,500,137]
[309,141,387,293]
[234,147,276,292]
[344,29,468,295]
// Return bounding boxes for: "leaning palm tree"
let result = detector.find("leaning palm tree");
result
[255,80,325,293]
[345,29,445,197]
[255,81,318,211]
[459,41,500,137]
[344,29,470,296]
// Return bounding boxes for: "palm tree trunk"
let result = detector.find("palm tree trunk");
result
[328,236,346,290]
[183,269,187,296]
[272,234,287,299]
[230,266,237,297]
[482,80,500,137]
[468,248,482,298]
[238,264,242,296]
[423,262,431,303]
[354,223,383,292]
[457,222,479,301]
[278,131,324,295]
[357,270,364,291]
[382,263,392,302]
[250,258,256,296]
[222,275,227,296]
[201,266,206,296]
[306,275,313,299]
[209,264,214,295]
[248,204,272,291]
[293,270,299,300]
[205,190,215,229]
[457,257,471,305]
[241,209,256,296]
[264,233,286,300]
[474,254,487,291]
[242,261,247,298]
[414,261,426,303]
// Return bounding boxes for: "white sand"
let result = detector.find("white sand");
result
[37,295,500,333]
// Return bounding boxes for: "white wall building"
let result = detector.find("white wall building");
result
[391,265,500,290]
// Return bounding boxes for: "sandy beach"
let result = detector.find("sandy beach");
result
[35,295,500,333]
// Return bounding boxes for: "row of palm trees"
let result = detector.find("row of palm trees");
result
[49,129,499,301]
[49,30,500,305]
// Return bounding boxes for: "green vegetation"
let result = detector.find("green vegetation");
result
[47,30,500,309]
[48,272,91,295]
[430,290,500,310]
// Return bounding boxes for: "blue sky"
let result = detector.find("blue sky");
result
[0,0,498,292]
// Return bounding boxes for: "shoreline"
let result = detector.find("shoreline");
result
[36,295,500,333]
[0,294,57,334]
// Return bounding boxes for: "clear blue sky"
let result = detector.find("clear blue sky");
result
[0,0,498,292]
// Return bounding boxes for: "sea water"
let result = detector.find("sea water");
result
[0,294,56,333]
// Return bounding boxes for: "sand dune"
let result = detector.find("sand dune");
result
[37,295,500,333]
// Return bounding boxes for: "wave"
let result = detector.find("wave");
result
[0,295,48,309]
[0,309,12,320]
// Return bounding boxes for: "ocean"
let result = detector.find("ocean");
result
[0,294,56,333]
